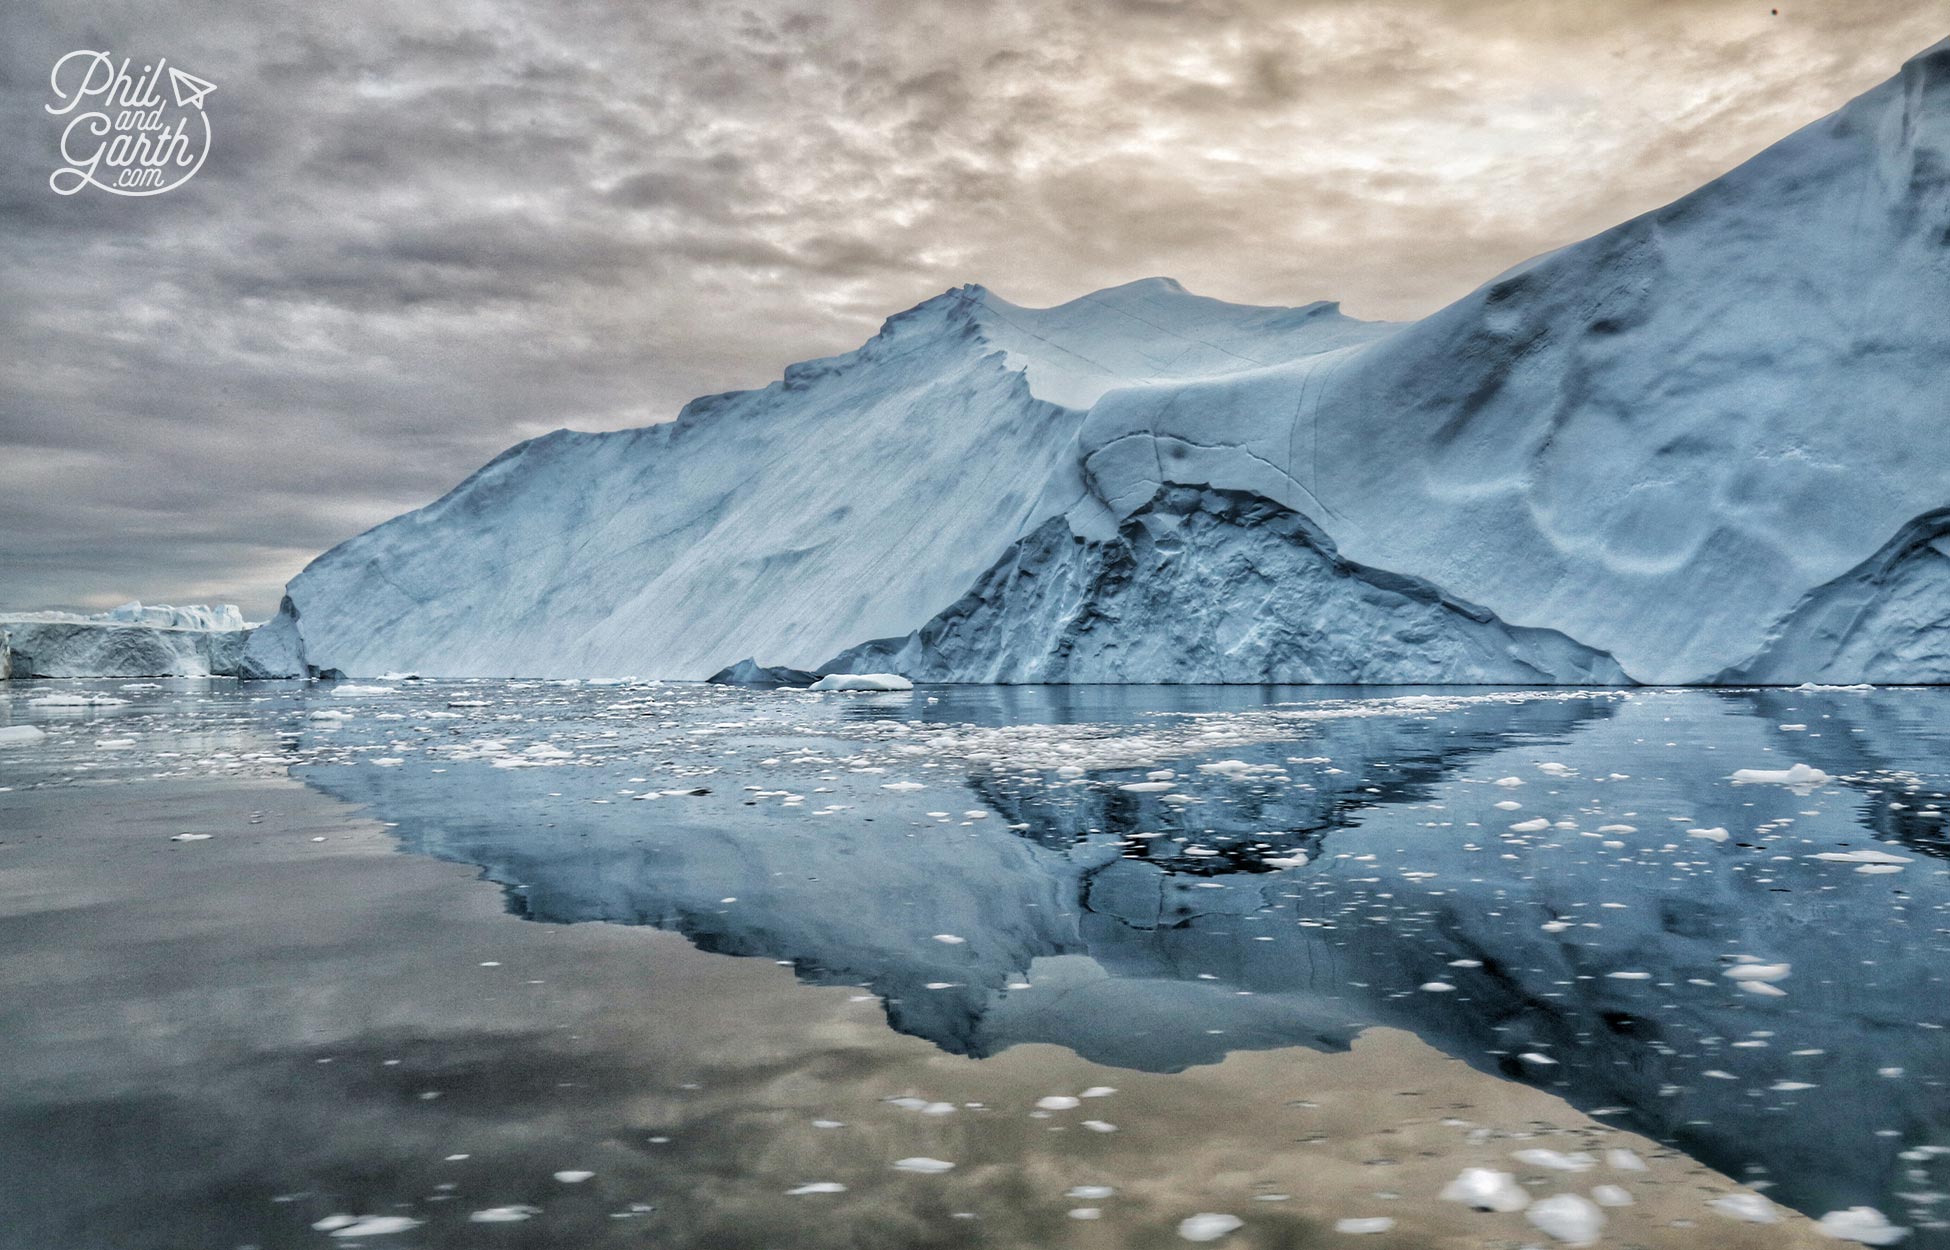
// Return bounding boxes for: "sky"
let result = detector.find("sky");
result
[2,0,1947,619]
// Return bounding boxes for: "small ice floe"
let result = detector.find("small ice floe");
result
[1068,1185,1115,1199]
[1081,1087,1116,1098]
[323,1215,424,1237]
[0,726,47,747]
[1069,1207,1102,1220]
[95,737,135,748]
[1081,1120,1117,1132]
[1510,818,1552,833]
[1119,781,1176,793]
[1037,1095,1081,1110]
[1606,971,1652,981]
[309,710,354,722]
[1730,763,1832,788]
[1606,1149,1647,1172]
[169,833,212,842]
[932,934,967,945]
[1591,1184,1634,1207]
[809,674,912,692]
[882,781,926,792]
[469,1205,542,1222]
[1263,853,1310,868]
[1519,1052,1558,1066]
[1334,1217,1395,1234]
[892,1157,955,1174]
[333,685,392,696]
[1688,827,1730,842]
[1724,961,1791,985]
[1420,981,1457,993]
[1494,799,1523,811]
[1527,1192,1605,1244]
[1816,1206,1909,1244]
[1494,777,1525,788]
[1440,1167,1529,1212]
[1811,849,1911,865]
[553,1170,593,1183]
[1513,1149,1596,1173]
[886,1097,956,1115]
[1178,1212,1243,1241]
[1708,1193,1778,1223]
[787,1182,846,1195]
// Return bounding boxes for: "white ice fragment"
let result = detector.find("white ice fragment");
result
[1527,1193,1605,1244]
[1119,781,1176,792]
[1069,1207,1102,1220]
[893,1157,956,1174]
[329,1216,424,1236]
[1440,1167,1529,1212]
[469,1206,542,1223]
[170,833,212,842]
[809,674,912,692]
[1080,1086,1117,1098]
[1731,763,1832,787]
[1420,981,1457,993]
[1606,1149,1647,1171]
[1513,1149,1596,1173]
[0,726,46,746]
[553,1170,593,1183]
[1725,962,1791,983]
[1494,777,1525,787]
[1334,1217,1395,1234]
[1494,799,1523,810]
[1816,1206,1909,1244]
[1510,818,1552,833]
[932,934,967,944]
[1812,850,1912,865]
[1688,827,1730,842]
[882,781,926,792]
[1178,1212,1244,1241]
[1592,1184,1634,1207]
[1709,1193,1779,1223]
[1036,1095,1081,1110]
[1081,1119,1118,1132]
[1068,1185,1116,1199]
[787,1182,847,1195]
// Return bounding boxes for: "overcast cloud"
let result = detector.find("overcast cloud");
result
[2,0,1946,617]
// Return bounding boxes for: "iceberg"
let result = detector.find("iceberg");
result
[1,603,252,678]
[249,39,1950,684]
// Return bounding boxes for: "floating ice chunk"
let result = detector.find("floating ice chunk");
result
[1607,971,1652,980]
[469,1206,542,1222]
[1494,800,1523,810]
[1420,982,1456,993]
[312,1216,359,1231]
[1709,1193,1779,1223]
[554,1170,593,1183]
[309,710,354,721]
[333,685,392,695]
[1725,962,1791,983]
[1178,1212,1243,1241]
[1440,1167,1529,1212]
[1494,777,1525,787]
[1816,1206,1909,1244]
[809,674,912,692]
[1689,827,1730,842]
[1606,1149,1647,1171]
[893,1157,956,1174]
[1520,1052,1558,1065]
[1592,1184,1634,1207]
[28,692,126,707]
[1119,781,1176,792]
[1069,1207,1102,1220]
[1527,1193,1605,1244]
[1731,763,1832,788]
[1080,1086,1117,1098]
[1264,853,1310,868]
[328,1215,424,1236]
[787,1182,847,1195]
[1513,1149,1596,1172]
[1537,762,1574,776]
[932,934,966,944]
[1068,1185,1116,1199]
[882,781,926,792]
[1037,1095,1081,1110]
[1335,1217,1395,1234]
[1812,850,1912,865]
[1510,818,1552,833]
[1081,1119,1117,1132]
[0,726,47,746]
[169,833,212,842]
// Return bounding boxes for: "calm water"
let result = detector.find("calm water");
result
[4,678,1949,1245]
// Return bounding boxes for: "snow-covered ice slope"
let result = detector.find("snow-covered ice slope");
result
[256,39,1950,683]
[250,282,1391,679]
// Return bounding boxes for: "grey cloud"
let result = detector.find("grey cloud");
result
[2,0,1947,616]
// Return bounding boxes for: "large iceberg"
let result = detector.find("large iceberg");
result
[1,603,251,678]
[250,39,1950,684]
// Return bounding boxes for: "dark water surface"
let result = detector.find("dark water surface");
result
[3,678,1948,1246]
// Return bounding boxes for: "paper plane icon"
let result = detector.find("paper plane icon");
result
[167,66,217,110]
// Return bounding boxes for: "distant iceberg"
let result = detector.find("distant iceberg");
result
[1,602,252,678]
